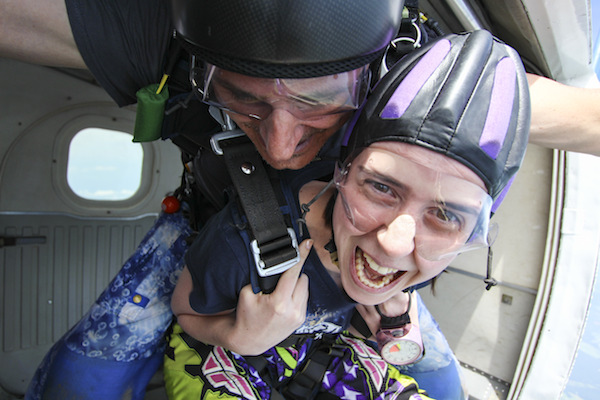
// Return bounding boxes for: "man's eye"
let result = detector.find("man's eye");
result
[233,92,261,104]
[217,85,259,104]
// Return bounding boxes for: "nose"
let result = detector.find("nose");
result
[260,108,306,163]
[376,214,416,257]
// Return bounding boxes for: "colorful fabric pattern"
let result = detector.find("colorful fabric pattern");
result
[164,324,431,400]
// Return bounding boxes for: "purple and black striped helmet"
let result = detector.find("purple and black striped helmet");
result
[341,30,530,207]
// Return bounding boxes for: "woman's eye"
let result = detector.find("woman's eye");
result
[359,179,399,207]
[432,208,462,230]
[368,180,391,194]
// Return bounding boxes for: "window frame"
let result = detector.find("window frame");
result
[66,127,145,201]
[52,114,157,211]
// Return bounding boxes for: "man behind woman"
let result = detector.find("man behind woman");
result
[168,30,530,400]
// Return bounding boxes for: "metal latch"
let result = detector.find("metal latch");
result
[251,228,300,277]
[210,129,247,156]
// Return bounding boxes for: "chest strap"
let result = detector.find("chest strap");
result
[212,129,300,294]
[246,334,344,400]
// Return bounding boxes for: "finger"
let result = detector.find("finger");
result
[272,239,313,297]
[238,282,259,306]
[356,304,377,318]
[293,272,310,304]
[356,304,380,326]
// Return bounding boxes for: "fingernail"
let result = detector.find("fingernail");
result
[305,239,314,249]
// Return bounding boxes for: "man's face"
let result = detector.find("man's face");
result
[200,66,368,170]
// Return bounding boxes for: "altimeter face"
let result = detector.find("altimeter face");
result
[380,338,422,364]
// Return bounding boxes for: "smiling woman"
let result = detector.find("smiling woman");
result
[331,142,493,306]
[334,145,492,261]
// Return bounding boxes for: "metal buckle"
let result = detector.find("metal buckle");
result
[251,228,300,277]
[210,129,247,156]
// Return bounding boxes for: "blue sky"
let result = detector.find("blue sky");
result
[67,128,143,200]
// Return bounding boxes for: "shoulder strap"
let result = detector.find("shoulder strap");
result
[351,309,373,338]
[212,129,300,294]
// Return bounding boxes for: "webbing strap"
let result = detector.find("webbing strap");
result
[351,309,373,338]
[283,341,345,399]
[244,355,287,400]
[245,334,343,400]
[221,136,289,244]
[216,130,299,293]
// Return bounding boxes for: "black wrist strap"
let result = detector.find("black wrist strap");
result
[350,293,413,338]
[375,293,412,329]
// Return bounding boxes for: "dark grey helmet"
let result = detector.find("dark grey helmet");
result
[171,0,404,78]
[341,30,531,207]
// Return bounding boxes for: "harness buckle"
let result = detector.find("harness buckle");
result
[210,129,247,155]
[251,228,300,277]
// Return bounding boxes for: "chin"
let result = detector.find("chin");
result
[263,150,319,170]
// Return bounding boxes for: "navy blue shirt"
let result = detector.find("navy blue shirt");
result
[185,161,357,334]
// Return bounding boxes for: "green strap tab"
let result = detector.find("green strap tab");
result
[132,83,169,142]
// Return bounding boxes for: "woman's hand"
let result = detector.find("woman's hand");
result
[172,239,313,355]
[230,239,313,354]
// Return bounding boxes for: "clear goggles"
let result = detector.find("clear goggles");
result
[191,60,371,121]
[333,150,494,261]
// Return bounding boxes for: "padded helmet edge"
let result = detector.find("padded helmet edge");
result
[171,0,405,78]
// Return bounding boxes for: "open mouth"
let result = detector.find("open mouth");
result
[355,247,405,289]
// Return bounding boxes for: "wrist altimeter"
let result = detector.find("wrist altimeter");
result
[375,294,424,365]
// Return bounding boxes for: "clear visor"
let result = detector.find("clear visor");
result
[191,61,371,121]
[333,150,493,261]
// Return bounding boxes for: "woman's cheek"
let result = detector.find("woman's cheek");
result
[416,257,456,283]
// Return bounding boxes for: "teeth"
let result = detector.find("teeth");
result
[364,252,396,275]
[355,248,401,289]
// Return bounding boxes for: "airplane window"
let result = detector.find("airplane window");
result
[67,128,143,200]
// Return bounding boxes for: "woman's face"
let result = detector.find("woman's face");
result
[333,142,489,305]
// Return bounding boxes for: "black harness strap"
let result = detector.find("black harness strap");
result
[213,129,299,294]
[282,336,345,400]
[245,334,345,400]
[243,356,287,400]
[351,309,374,338]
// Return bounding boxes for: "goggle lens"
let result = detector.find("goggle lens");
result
[191,62,370,121]
[333,152,493,261]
